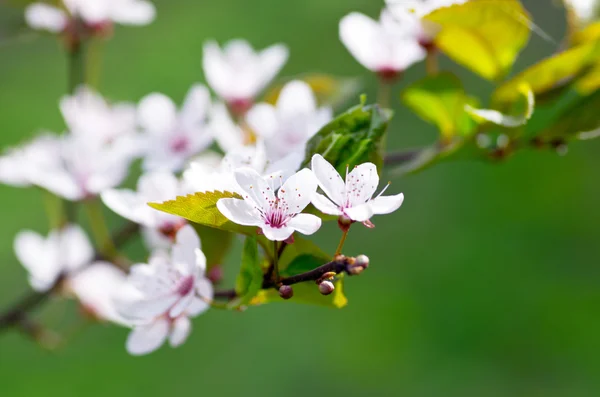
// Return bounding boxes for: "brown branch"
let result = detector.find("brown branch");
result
[383,149,421,166]
[0,221,138,333]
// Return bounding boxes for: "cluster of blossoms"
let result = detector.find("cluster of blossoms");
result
[0,0,432,355]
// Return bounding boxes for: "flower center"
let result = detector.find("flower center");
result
[171,136,190,153]
[263,198,290,228]
[176,275,195,296]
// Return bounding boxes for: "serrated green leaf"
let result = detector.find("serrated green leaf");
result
[424,0,531,80]
[228,236,263,308]
[402,72,478,139]
[301,99,391,174]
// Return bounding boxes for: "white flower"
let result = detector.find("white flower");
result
[246,80,332,162]
[138,85,212,171]
[25,0,155,33]
[209,102,251,152]
[203,40,288,113]
[115,225,213,355]
[565,0,599,23]
[101,171,186,249]
[339,10,426,77]
[217,168,321,241]
[14,225,94,292]
[31,133,136,200]
[60,86,138,145]
[310,154,404,224]
[0,134,62,187]
[66,262,129,325]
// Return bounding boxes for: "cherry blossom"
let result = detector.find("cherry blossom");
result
[310,154,404,225]
[25,0,155,34]
[114,226,213,355]
[138,85,213,172]
[246,80,332,162]
[203,40,288,114]
[101,171,187,249]
[208,102,252,152]
[216,167,321,241]
[0,134,62,187]
[13,225,94,292]
[339,9,426,79]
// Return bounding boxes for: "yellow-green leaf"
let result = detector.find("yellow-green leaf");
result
[466,84,534,127]
[424,0,531,80]
[228,236,263,308]
[251,277,347,309]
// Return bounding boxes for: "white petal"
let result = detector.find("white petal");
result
[186,296,210,317]
[168,316,192,347]
[203,41,231,100]
[346,162,379,207]
[277,168,317,213]
[216,198,262,227]
[261,225,294,241]
[25,3,67,32]
[101,189,146,224]
[118,293,180,321]
[209,102,246,152]
[60,225,94,271]
[246,104,278,138]
[310,154,345,206]
[195,278,214,301]
[311,192,343,216]
[137,171,180,202]
[33,169,82,200]
[169,291,195,318]
[171,225,200,271]
[137,93,177,134]
[369,192,404,215]
[287,214,322,235]
[339,12,388,71]
[234,167,275,209]
[195,248,207,275]
[344,203,374,222]
[141,226,173,250]
[111,0,156,25]
[180,84,211,127]
[126,318,170,356]
[257,44,289,93]
[276,80,317,117]
[14,231,57,291]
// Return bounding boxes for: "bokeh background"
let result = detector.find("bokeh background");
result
[1,0,599,396]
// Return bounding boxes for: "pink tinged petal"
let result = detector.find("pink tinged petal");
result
[171,225,200,273]
[233,167,275,208]
[346,162,379,207]
[126,317,170,356]
[287,214,322,236]
[217,198,262,227]
[168,316,192,348]
[261,225,295,241]
[246,104,278,139]
[169,290,195,318]
[344,203,374,222]
[186,296,210,317]
[310,154,345,206]
[25,3,67,32]
[111,0,156,25]
[137,93,177,135]
[257,44,289,92]
[370,192,405,215]
[195,278,214,301]
[277,168,317,213]
[118,293,180,321]
[311,192,343,216]
[276,80,317,117]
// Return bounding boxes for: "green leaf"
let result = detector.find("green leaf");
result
[493,40,600,103]
[466,84,534,127]
[424,0,531,80]
[264,73,362,110]
[192,225,233,267]
[252,277,347,309]
[535,89,600,140]
[402,72,478,139]
[229,236,263,308]
[301,98,392,173]
[278,236,330,275]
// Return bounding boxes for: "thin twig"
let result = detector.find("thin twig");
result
[383,150,421,166]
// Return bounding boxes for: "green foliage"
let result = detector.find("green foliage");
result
[466,84,534,128]
[252,277,347,309]
[401,72,477,140]
[193,225,233,268]
[424,0,531,80]
[301,97,391,173]
[228,236,263,308]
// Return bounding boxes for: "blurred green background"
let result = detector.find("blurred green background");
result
[1,0,599,396]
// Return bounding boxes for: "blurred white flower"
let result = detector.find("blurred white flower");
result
[209,102,250,153]
[25,0,155,33]
[339,10,426,79]
[114,226,213,355]
[0,134,62,187]
[14,225,94,292]
[138,85,212,172]
[101,171,186,249]
[203,40,288,114]
[217,168,321,241]
[310,154,404,225]
[66,262,129,325]
[246,80,332,162]
[565,0,599,23]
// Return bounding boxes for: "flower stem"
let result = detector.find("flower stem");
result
[425,50,439,76]
[41,189,67,229]
[377,79,392,109]
[68,41,86,94]
[273,241,280,284]
[84,198,117,260]
[335,229,349,256]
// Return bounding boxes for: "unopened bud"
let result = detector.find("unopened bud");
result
[337,215,353,232]
[316,271,336,284]
[318,280,335,295]
[355,255,369,269]
[207,265,224,284]
[278,285,294,300]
